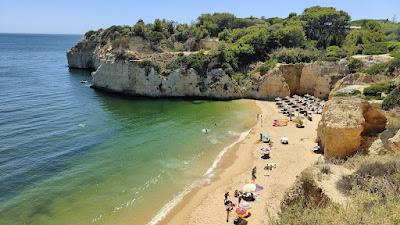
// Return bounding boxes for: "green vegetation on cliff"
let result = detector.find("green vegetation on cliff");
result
[80,6,400,76]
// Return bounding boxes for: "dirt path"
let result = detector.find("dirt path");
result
[159,101,321,225]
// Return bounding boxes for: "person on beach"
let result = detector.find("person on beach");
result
[234,190,243,205]
[251,166,257,182]
[224,192,235,223]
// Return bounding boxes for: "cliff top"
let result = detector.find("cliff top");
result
[69,6,400,77]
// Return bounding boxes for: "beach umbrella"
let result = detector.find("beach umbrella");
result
[235,207,248,218]
[239,201,252,209]
[260,146,271,152]
[242,183,264,193]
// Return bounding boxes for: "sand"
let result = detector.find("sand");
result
[159,100,321,225]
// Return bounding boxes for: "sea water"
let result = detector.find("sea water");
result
[0,33,257,225]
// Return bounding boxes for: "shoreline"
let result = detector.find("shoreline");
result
[157,100,321,225]
[146,100,260,225]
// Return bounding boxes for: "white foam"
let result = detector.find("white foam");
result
[203,129,251,178]
[146,128,252,225]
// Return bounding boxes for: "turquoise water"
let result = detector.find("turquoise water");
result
[0,34,257,225]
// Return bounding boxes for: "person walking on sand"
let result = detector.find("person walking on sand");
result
[224,192,235,223]
[234,190,243,205]
[252,166,257,182]
[260,114,263,127]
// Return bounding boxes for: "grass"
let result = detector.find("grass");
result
[272,153,400,225]
[273,191,400,225]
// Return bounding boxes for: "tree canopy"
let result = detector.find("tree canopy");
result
[302,6,351,48]
[84,6,400,76]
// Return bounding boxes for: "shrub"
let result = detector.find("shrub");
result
[229,25,276,66]
[207,44,239,74]
[337,160,400,195]
[111,36,130,49]
[363,58,400,75]
[382,86,400,110]
[274,190,400,225]
[173,42,184,52]
[276,24,306,48]
[168,52,211,76]
[347,58,364,73]
[326,45,347,59]
[114,49,138,61]
[364,62,389,75]
[362,42,389,55]
[386,41,400,52]
[343,29,384,55]
[363,82,391,96]
[138,60,161,73]
[84,30,96,38]
[387,58,400,74]
[133,19,146,37]
[272,48,318,64]
[335,89,361,97]
[258,59,277,75]
[319,165,332,175]
[196,13,237,37]
[391,50,400,59]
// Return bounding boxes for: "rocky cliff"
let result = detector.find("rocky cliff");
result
[67,34,353,99]
[75,57,349,99]
[67,36,101,69]
[317,97,387,158]
[91,60,292,99]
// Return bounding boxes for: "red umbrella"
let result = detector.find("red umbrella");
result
[235,207,248,218]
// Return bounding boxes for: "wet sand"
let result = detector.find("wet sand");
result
[159,100,321,225]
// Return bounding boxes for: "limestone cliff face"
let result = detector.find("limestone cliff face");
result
[67,35,352,99]
[91,60,292,99]
[280,61,347,98]
[67,36,101,69]
[317,97,387,158]
[88,60,347,99]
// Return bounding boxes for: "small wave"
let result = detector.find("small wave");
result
[228,130,241,136]
[146,180,204,225]
[108,173,163,218]
[160,159,191,170]
[208,137,221,144]
[146,128,252,225]
[203,129,251,178]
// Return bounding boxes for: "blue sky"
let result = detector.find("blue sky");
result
[0,0,399,34]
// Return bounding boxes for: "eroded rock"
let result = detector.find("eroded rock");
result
[317,97,387,158]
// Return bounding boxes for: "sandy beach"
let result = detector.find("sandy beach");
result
[159,100,321,225]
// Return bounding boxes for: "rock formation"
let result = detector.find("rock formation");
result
[317,97,387,158]
[67,36,101,69]
[67,35,353,100]
[73,55,349,99]
[329,73,391,98]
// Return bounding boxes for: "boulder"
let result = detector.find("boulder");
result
[388,129,400,152]
[317,97,387,158]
